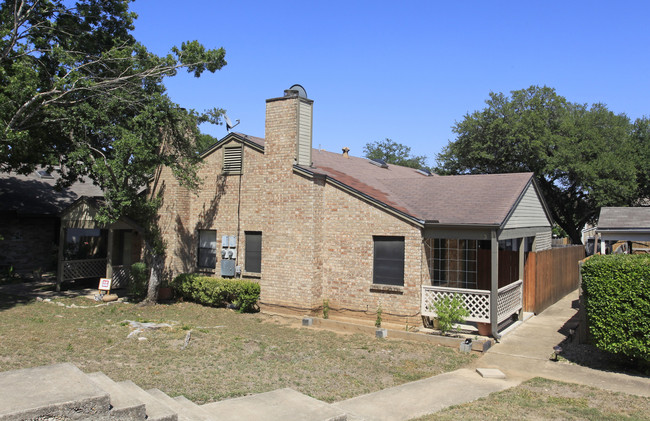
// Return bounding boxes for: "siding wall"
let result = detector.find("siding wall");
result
[503,182,551,230]
[535,230,552,251]
[296,99,313,167]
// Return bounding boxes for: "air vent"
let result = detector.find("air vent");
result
[223,146,243,174]
[416,168,432,176]
[369,159,388,169]
[36,170,54,179]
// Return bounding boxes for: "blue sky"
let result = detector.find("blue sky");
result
[130,1,650,167]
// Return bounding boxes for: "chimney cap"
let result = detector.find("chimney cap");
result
[286,84,308,99]
[342,147,350,158]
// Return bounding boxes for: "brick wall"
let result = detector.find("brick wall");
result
[0,216,58,272]
[154,91,426,324]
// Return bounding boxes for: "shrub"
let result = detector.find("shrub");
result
[128,262,148,299]
[432,294,469,335]
[375,305,382,328]
[171,274,260,313]
[581,254,650,361]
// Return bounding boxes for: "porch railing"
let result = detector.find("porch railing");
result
[111,265,131,289]
[421,279,523,324]
[62,258,107,281]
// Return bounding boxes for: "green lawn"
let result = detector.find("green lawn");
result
[413,377,650,421]
[0,293,475,403]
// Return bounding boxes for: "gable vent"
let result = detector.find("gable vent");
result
[223,146,243,174]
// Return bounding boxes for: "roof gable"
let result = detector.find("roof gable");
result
[502,180,553,230]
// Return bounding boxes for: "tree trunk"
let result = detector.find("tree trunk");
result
[142,254,163,305]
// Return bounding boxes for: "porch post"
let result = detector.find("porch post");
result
[56,224,65,292]
[106,227,114,278]
[517,237,525,320]
[490,230,501,339]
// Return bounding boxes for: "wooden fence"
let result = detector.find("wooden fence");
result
[523,245,585,314]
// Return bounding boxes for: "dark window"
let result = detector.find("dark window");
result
[197,230,217,268]
[245,231,262,273]
[373,236,404,286]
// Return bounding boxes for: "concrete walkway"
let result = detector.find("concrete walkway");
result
[474,289,650,398]
[334,289,650,420]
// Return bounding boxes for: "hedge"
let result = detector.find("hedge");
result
[170,273,260,313]
[581,254,650,361]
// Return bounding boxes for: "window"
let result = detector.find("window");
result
[429,239,477,289]
[373,236,404,286]
[197,230,217,268]
[245,231,262,273]
[223,145,243,174]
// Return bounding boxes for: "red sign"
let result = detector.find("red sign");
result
[99,278,112,291]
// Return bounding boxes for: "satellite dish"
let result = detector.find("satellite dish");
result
[289,84,308,99]
[224,114,240,132]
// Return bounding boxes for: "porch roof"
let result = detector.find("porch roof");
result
[596,207,650,241]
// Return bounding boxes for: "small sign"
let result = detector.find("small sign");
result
[98,278,112,291]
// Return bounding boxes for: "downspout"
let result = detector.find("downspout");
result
[490,230,501,340]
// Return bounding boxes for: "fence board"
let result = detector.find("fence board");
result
[523,245,585,314]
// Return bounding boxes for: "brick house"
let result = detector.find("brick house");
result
[154,87,553,337]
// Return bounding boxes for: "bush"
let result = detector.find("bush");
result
[128,262,148,299]
[171,274,260,313]
[581,254,650,361]
[431,294,469,335]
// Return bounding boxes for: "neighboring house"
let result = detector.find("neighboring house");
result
[0,169,142,289]
[0,169,102,273]
[154,87,554,337]
[595,207,650,254]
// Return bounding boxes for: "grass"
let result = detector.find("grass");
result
[413,377,650,421]
[0,293,475,404]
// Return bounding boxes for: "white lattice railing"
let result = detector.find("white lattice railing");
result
[111,266,131,289]
[496,279,523,324]
[422,279,523,324]
[63,258,107,281]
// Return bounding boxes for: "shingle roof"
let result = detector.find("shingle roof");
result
[308,149,533,226]
[212,133,539,227]
[597,207,650,230]
[0,169,103,216]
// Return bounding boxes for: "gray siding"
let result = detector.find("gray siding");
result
[296,100,312,166]
[503,182,551,230]
[535,230,552,251]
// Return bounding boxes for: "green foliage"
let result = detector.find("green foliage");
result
[436,86,644,243]
[581,254,650,361]
[375,305,383,328]
[323,299,330,319]
[0,0,228,303]
[128,262,148,299]
[171,274,260,313]
[432,294,469,335]
[364,139,428,169]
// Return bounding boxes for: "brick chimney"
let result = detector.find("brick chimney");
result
[265,87,313,172]
[342,147,350,158]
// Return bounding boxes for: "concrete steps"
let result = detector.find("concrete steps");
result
[202,388,347,421]
[0,363,349,420]
[87,371,147,419]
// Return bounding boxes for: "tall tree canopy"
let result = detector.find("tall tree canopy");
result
[1,0,226,302]
[436,86,646,244]
[363,138,427,169]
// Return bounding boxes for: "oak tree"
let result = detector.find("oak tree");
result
[0,0,226,302]
[436,86,641,244]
